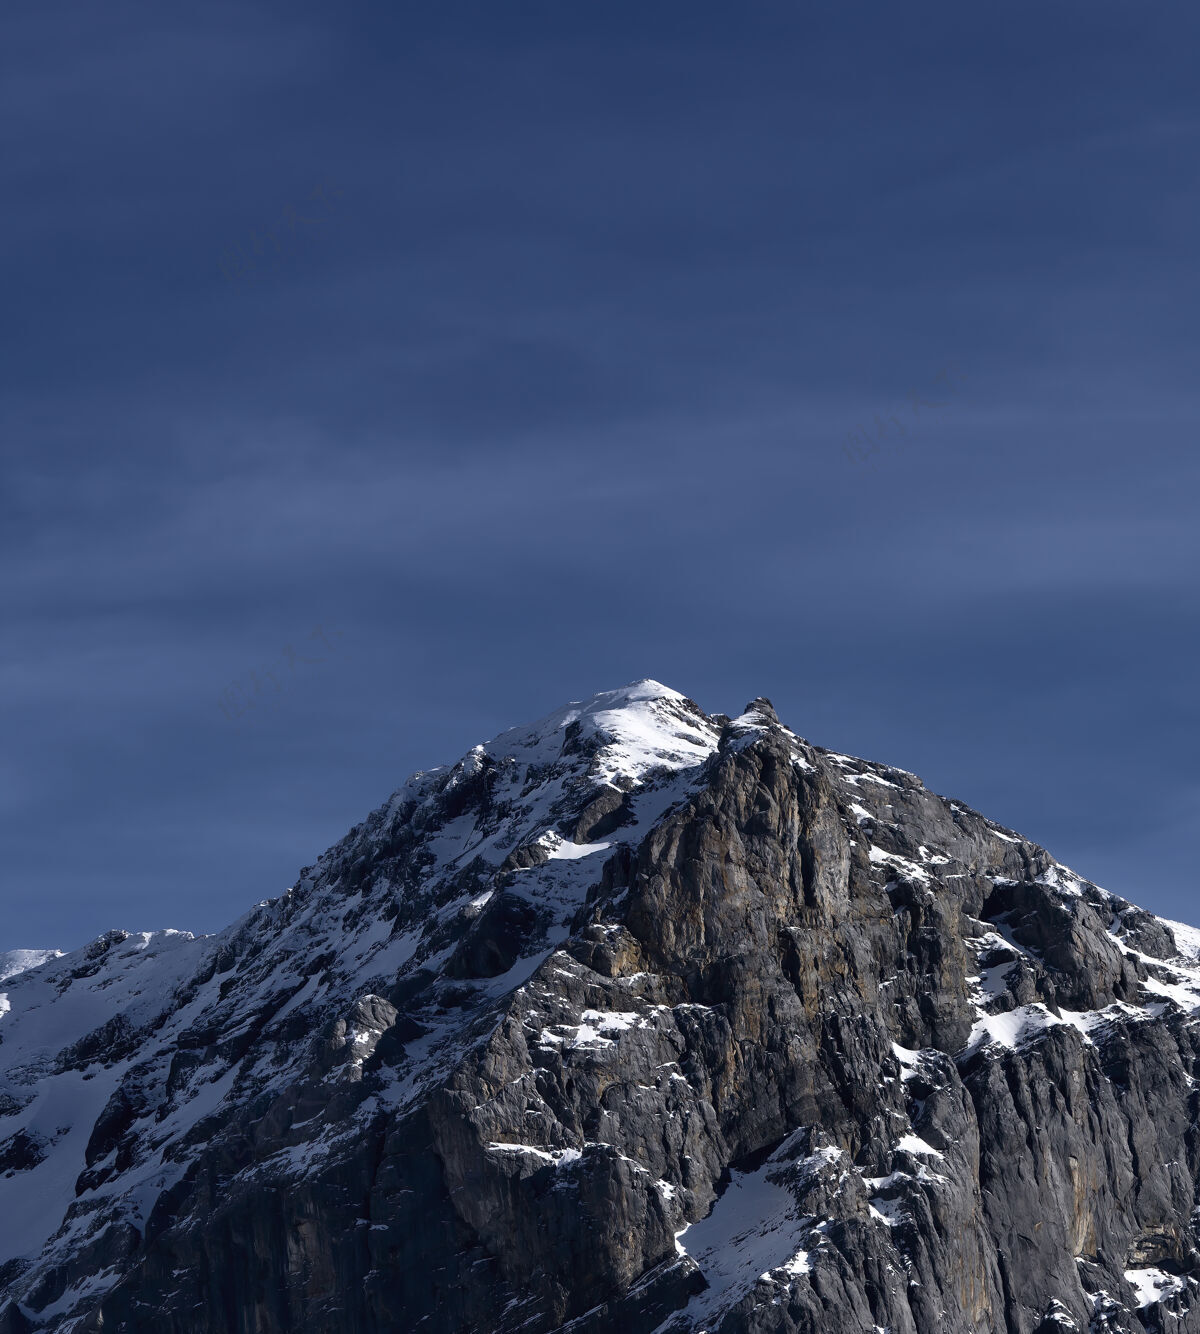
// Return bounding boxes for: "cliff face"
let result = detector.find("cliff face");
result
[3,681,1200,1334]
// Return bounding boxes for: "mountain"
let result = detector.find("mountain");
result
[3,680,1200,1334]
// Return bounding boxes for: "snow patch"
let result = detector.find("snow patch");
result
[1036,863,1084,898]
[663,1152,819,1330]
[869,845,930,884]
[1125,1267,1186,1308]
[1160,917,1200,963]
[895,1134,943,1159]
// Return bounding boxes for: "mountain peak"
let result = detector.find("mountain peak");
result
[448,684,795,792]
[4,686,1200,1334]
[730,695,781,728]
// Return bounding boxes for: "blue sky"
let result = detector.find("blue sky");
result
[4,0,1199,947]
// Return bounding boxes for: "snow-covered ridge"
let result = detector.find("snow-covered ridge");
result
[0,950,62,984]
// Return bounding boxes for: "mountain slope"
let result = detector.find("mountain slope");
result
[2,681,1200,1334]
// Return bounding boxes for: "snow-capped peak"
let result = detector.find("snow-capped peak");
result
[474,678,718,786]
[355,680,722,890]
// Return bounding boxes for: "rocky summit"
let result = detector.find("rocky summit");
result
[3,681,1200,1334]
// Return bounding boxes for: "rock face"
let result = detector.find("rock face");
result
[3,680,1200,1333]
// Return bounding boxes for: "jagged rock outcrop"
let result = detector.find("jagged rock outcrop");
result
[2,680,1200,1333]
